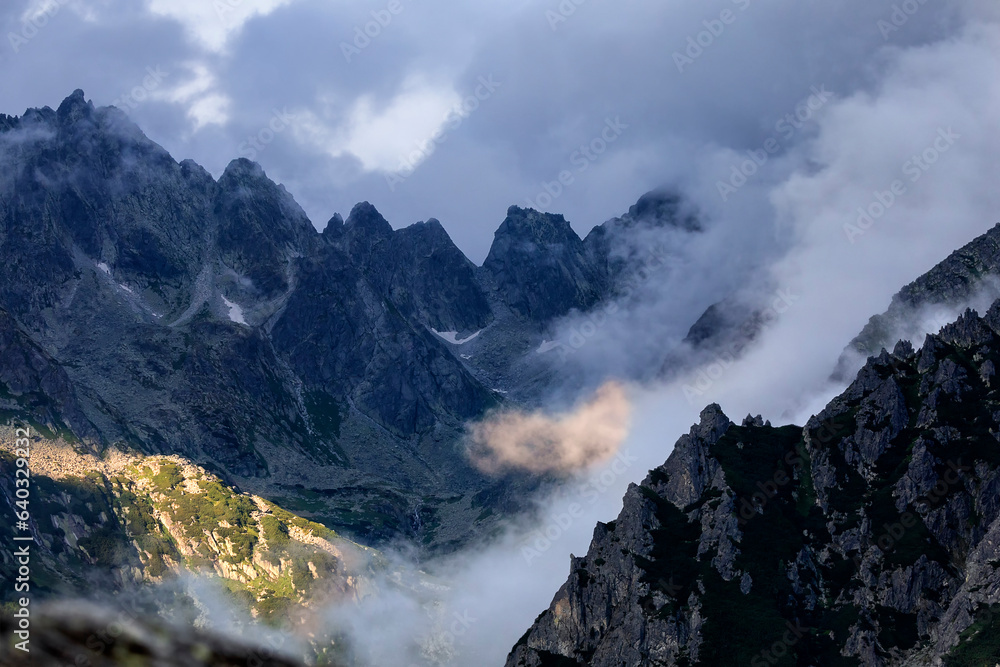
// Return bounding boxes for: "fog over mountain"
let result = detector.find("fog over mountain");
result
[2,1,1000,666]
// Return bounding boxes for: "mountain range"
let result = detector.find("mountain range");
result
[2,90,1000,665]
[0,90,699,552]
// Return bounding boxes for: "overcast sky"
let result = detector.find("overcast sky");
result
[1,0,991,262]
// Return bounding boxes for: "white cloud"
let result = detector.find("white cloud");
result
[146,0,296,52]
[294,76,463,173]
[152,62,231,129]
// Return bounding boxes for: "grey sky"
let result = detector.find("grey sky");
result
[0,0,981,262]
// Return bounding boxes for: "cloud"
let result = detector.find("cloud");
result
[467,381,632,475]
[146,0,297,52]
[294,75,463,173]
[1,0,973,262]
[148,61,231,129]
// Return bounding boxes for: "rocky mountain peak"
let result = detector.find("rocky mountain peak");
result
[345,201,393,237]
[55,88,94,126]
[322,212,346,237]
[623,189,701,231]
[216,158,312,230]
[843,221,1000,365]
[493,205,581,247]
[480,206,606,322]
[220,156,264,179]
[407,217,445,235]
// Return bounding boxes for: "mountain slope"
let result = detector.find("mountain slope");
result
[507,306,1000,666]
[846,222,1000,363]
[0,90,705,548]
[0,427,377,624]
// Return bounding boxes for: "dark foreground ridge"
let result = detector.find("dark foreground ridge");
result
[508,306,1000,666]
[0,601,307,666]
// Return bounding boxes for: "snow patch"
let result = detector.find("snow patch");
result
[535,340,562,354]
[118,283,133,294]
[221,296,247,325]
[97,262,111,275]
[431,329,482,345]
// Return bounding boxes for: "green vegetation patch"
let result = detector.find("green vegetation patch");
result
[946,604,1000,666]
[145,467,259,563]
[151,462,184,493]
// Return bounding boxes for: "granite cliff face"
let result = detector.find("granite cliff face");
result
[508,306,1000,666]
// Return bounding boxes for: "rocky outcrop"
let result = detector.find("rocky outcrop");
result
[0,430,376,624]
[325,204,493,334]
[508,306,1000,666]
[583,189,700,287]
[846,222,1000,362]
[481,206,609,323]
[0,309,95,439]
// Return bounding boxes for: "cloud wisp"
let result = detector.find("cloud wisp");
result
[467,381,631,475]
